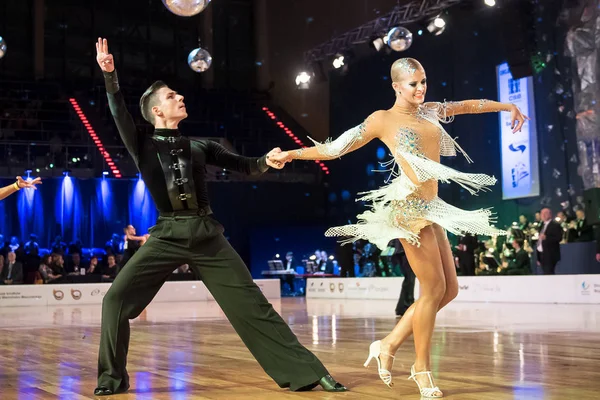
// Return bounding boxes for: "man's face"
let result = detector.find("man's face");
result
[576,210,585,220]
[519,215,526,224]
[153,86,187,123]
[7,252,15,263]
[541,208,552,222]
[72,254,80,264]
[108,256,116,266]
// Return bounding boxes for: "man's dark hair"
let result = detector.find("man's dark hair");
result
[139,81,168,125]
[513,238,524,248]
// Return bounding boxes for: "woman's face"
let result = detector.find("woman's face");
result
[392,67,427,105]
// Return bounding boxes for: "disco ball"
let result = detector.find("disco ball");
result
[162,0,211,17]
[386,27,413,52]
[187,47,212,72]
[0,37,6,59]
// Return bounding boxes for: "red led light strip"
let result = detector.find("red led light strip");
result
[261,107,329,175]
[69,98,122,178]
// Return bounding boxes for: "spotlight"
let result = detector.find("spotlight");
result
[295,71,312,89]
[62,170,71,177]
[427,15,446,36]
[417,29,423,36]
[102,171,109,176]
[332,54,345,69]
[371,37,385,52]
[25,169,32,179]
[484,0,496,6]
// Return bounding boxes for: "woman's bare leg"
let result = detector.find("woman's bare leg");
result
[377,225,458,380]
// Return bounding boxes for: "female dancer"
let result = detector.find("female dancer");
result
[270,58,528,397]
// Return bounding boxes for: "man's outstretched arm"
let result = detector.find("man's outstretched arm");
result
[96,37,140,163]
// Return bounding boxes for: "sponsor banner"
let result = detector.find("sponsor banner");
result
[455,275,600,304]
[306,278,404,300]
[205,279,280,301]
[0,285,47,307]
[496,62,540,200]
[308,275,600,304]
[153,282,209,303]
[47,283,110,306]
[1,279,279,307]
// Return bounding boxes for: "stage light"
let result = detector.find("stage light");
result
[102,171,109,176]
[484,0,496,6]
[370,37,385,52]
[417,29,423,36]
[295,71,311,89]
[427,15,446,36]
[332,54,345,69]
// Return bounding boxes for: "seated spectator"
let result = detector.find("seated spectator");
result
[39,254,62,283]
[101,255,118,281]
[50,253,66,276]
[499,238,530,275]
[66,252,86,274]
[87,256,101,275]
[1,252,23,284]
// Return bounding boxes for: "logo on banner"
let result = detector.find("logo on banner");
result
[91,289,107,297]
[511,163,529,188]
[459,285,469,291]
[53,289,64,300]
[329,283,335,293]
[581,281,591,295]
[595,284,600,293]
[509,143,526,153]
[368,284,390,293]
[71,289,82,300]
[338,283,344,293]
[508,78,522,101]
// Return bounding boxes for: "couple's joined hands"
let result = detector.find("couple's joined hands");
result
[266,148,292,169]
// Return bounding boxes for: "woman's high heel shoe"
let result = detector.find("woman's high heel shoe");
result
[363,340,395,388]
[408,365,443,398]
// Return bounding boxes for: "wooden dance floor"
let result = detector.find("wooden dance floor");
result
[1,297,600,399]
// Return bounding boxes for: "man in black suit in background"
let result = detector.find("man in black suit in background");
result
[536,207,563,274]
[390,239,415,317]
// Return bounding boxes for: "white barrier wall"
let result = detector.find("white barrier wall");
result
[306,275,600,304]
[0,279,280,307]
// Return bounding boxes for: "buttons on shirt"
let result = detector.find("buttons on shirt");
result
[174,177,189,185]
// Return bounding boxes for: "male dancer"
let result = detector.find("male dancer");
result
[0,177,42,200]
[94,38,346,396]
